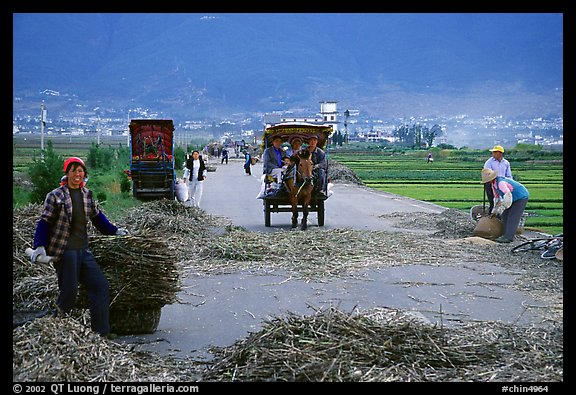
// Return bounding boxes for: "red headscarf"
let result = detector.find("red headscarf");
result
[61,157,88,187]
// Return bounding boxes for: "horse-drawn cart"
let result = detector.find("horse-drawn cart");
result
[261,123,332,228]
[264,191,327,227]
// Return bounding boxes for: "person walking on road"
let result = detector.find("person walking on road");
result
[481,168,529,243]
[29,157,129,338]
[483,145,513,213]
[221,148,229,164]
[184,150,207,207]
[243,150,252,176]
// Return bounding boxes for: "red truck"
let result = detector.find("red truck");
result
[129,119,176,200]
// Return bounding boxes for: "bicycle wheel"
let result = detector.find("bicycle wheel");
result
[511,238,551,253]
[541,244,563,259]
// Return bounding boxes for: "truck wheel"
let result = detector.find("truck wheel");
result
[264,202,271,227]
[132,181,139,199]
[317,201,325,226]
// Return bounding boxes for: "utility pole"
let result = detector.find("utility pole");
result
[127,110,131,147]
[97,114,101,145]
[40,101,47,150]
[344,109,350,145]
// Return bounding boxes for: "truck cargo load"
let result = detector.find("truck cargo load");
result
[129,119,176,200]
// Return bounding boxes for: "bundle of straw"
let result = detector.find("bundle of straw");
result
[83,234,180,311]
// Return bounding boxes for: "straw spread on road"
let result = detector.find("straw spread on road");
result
[13,196,562,382]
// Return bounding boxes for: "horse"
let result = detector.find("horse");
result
[283,150,315,230]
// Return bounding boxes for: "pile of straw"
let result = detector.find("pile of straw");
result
[13,204,58,313]
[204,306,563,382]
[13,312,202,382]
[327,160,364,185]
[84,234,179,310]
[12,199,563,382]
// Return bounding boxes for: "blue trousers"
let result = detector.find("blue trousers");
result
[55,249,110,335]
[501,198,528,240]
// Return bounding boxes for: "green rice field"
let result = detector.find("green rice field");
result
[329,149,563,235]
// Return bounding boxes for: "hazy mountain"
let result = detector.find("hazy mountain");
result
[13,13,563,119]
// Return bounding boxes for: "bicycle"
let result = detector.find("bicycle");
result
[511,233,563,259]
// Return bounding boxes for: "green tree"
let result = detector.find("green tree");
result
[29,141,63,204]
[423,124,442,148]
[413,124,423,148]
[394,124,411,145]
[87,143,115,171]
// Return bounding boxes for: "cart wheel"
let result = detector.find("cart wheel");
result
[264,202,271,227]
[317,201,325,226]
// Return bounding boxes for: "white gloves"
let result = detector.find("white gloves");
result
[492,191,512,216]
[502,191,513,209]
[115,228,129,236]
[30,246,46,263]
[492,203,506,216]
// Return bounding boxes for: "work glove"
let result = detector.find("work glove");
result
[492,203,506,216]
[115,228,129,236]
[502,191,513,209]
[30,246,46,263]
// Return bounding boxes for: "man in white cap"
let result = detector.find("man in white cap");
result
[483,145,512,213]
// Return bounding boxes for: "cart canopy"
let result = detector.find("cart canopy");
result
[262,122,332,150]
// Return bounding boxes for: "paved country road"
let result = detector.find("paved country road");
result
[199,158,446,233]
[124,158,557,361]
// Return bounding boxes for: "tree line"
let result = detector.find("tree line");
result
[330,124,442,148]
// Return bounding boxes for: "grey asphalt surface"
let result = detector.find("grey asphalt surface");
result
[122,158,548,360]
[200,158,446,233]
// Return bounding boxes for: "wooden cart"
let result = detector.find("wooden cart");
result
[261,123,332,227]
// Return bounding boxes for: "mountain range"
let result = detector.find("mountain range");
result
[12,13,564,120]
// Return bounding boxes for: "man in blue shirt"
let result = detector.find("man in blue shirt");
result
[263,135,285,183]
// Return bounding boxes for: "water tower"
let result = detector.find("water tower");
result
[319,101,339,132]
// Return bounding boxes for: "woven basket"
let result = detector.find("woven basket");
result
[110,307,161,335]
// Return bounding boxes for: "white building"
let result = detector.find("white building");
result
[264,101,340,132]
[319,101,339,132]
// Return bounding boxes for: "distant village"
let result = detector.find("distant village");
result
[13,97,563,150]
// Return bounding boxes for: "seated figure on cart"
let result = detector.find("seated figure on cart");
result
[263,135,285,183]
[305,134,327,197]
[257,135,287,198]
